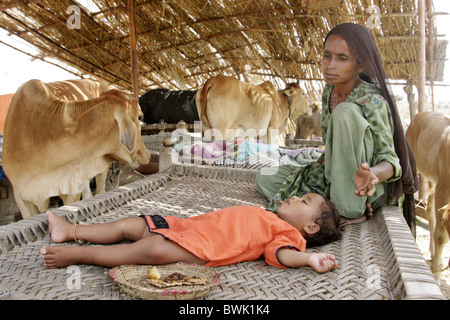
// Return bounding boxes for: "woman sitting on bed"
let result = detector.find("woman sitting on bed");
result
[255,23,418,223]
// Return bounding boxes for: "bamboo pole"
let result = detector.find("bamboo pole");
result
[417,0,427,113]
[426,0,435,111]
[128,0,139,98]
[417,0,428,208]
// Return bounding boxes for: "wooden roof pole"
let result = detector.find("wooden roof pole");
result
[417,0,428,208]
[426,0,435,111]
[417,0,427,113]
[128,0,139,98]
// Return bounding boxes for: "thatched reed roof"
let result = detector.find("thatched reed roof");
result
[0,0,447,100]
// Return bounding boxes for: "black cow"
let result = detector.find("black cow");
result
[139,89,199,124]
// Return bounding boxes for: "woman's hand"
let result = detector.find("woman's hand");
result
[354,162,378,197]
[354,161,394,197]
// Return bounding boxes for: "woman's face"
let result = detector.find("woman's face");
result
[322,34,364,86]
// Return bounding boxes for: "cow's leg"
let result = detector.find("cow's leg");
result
[81,180,92,200]
[430,185,450,282]
[60,193,82,206]
[441,203,450,269]
[14,193,39,219]
[264,128,273,145]
[110,167,122,190]
[220,124,239,142]
[263,124,280,145]
[442,202,450,246]
[294,121,301,139]
[427,189,436,257]
[203,127,224,142]
[94,168,108,195]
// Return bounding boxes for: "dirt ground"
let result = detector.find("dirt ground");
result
[415,216,450,299]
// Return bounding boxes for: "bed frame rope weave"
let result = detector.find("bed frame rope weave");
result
[0,164,444,300]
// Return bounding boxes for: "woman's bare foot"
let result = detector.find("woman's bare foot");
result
[40,246,82,269]
[339,215,367,227]
[364,202,374,219]
[339,202,374,227]
[46,210,74,243]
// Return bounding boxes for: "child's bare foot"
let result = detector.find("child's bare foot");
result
[40,246,81,269]
[46,210,73,243]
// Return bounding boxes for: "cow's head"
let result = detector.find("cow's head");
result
[101,90,150,168]
[283,83,311,120]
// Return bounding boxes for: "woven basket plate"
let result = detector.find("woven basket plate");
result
[109,263,220,300]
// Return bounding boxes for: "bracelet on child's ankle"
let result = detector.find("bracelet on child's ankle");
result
[73,223,86,245]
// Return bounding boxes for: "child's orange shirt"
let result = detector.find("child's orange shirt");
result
[142,206,306,269]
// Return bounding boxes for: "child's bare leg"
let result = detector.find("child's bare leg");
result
[46,210,148,244]
[41,233,207,268]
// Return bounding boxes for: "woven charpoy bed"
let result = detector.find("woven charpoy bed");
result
[0,163,444,300]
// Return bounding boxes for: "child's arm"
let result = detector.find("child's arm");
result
[277,249,339,273]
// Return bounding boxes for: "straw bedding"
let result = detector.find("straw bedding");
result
[0,164,444,300]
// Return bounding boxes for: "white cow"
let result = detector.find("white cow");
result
[1,79,150,218]
[295,103,322,139]
[406,112,450,281]
[196,75,311,144]
[41,79,111,199]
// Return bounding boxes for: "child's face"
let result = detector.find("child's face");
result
[277,193,325,235]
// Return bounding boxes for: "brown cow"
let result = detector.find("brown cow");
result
[1,79,150,219]
[195,75,311,144]
[406,112,450,281]
[294,102,322,139]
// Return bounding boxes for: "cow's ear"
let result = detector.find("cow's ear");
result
[283,87,294,97]
[114,111,136,152]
